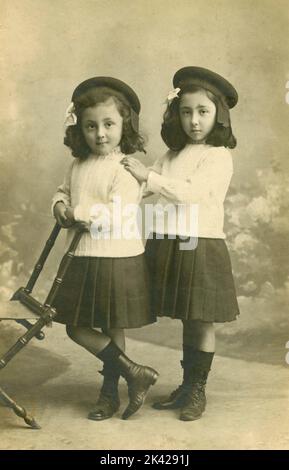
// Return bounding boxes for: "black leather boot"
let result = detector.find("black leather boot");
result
[96,341,159,420]
[152,361,190,410]
[179,374,207,421]
[118,354,159,420]
[88,392,120,421]
[179,350,214,421]
[88,364,120,421]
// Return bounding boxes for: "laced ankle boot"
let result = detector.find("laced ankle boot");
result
[152,360,191,410]
[152,343,205,411]
[88,362,121,421]
[118,353,159,420]
[95,341,159,420]
[179,350,214,421]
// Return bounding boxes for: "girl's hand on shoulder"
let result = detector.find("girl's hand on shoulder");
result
[121,157,149,183]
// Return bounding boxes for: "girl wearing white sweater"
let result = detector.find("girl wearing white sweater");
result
[122,66,240,421]
[51,77,158,421]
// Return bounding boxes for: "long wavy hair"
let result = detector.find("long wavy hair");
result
[161,84,237,152]
[64,86,146,159]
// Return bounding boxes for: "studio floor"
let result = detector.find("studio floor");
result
[0,323,288,450]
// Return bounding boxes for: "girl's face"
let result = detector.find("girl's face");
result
[179,90,217,144]
[81,98,123,156]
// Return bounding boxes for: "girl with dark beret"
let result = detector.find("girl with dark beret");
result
[122,66,240,421]
[51,77,158,421]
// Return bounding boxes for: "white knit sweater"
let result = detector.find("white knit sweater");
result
[51,148,145,257]
[143,144,233,239]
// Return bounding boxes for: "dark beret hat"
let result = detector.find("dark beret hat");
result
[173,66,238,108]
[71,76,141,114]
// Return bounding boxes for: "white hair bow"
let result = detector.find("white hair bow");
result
[64,102,77,127]
[166,87,181,105]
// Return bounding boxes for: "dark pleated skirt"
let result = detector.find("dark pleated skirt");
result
[145,234,240,323]
[51,254,155,329]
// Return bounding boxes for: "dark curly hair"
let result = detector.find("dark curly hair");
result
[161,84,237,152]
[64,86,146,159]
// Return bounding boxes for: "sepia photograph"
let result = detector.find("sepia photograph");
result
[0,0,288,452]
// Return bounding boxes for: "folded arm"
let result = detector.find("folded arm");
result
[146,149,233,205]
